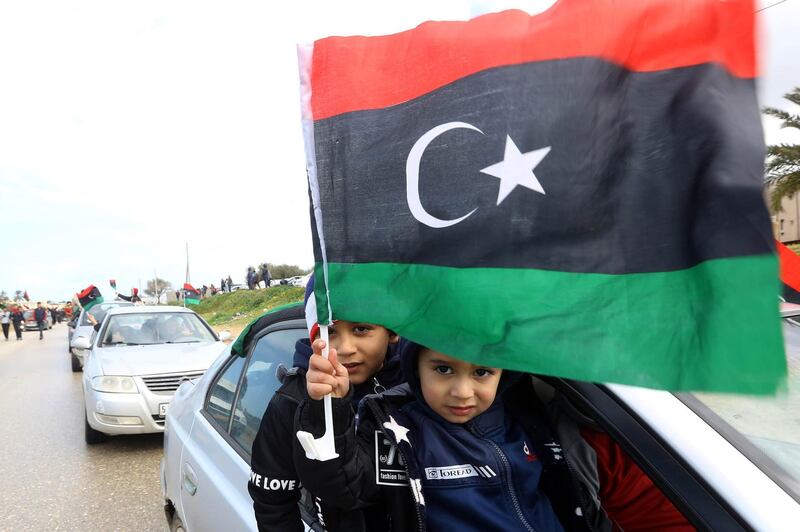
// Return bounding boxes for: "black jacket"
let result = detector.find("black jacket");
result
[248,337,404,532]
[34,308,47,323]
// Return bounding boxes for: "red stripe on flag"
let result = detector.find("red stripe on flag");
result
[777,241,800,292]
[310,0,756,120]
[77,285,96,299]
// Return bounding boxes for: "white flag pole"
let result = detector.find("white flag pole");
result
[295,42,338,462]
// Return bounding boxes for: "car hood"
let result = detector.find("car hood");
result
[95,342,226,377]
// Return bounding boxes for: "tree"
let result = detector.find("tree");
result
[144,277,173,298]
[268,264,312,280]
[764,87,800,211]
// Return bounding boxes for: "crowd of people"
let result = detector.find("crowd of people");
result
[0,301,68,341]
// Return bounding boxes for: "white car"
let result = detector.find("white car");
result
[77,305,230,444]
[288,273,312,288]
[69,301,134,372]
[161,303,312,532]
[161,304,800,531]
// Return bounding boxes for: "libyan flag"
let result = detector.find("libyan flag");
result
[183,283,201,305]
[77,285,104,311]
[300,0,786,394]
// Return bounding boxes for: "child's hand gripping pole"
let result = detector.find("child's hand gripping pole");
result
[296,324,340,461]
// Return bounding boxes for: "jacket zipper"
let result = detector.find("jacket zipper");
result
[366,399,425,532]
[467,424,536,532]
[488,439,537,532]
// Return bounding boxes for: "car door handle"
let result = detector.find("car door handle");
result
[182,463,198,496]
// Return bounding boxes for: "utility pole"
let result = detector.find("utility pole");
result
[154,269,159,305]
[184,242,189,308]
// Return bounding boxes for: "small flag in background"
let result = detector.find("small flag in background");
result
[778,242,800,304]
[23,290,29,302]
[77,285,104,311]
[300,0,785,393]
[183,283,201,306]
[110,279,117,290]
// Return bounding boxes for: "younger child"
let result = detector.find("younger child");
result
[294,340,598,531]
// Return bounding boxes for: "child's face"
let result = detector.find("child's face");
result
[326,320,398,385]
[418,349,502,424]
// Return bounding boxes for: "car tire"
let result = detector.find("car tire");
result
[71,354,82,372]
[84,411,107,444]
[170,515,186,532]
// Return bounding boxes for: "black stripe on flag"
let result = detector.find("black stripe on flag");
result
[311,58,769,274]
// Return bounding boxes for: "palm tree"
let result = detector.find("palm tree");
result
[764,87,800,211]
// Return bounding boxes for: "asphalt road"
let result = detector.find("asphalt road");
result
[0,323,167,532]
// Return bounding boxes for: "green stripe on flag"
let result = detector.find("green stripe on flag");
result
[83,296,104,311]
[185,297,200,306]
[316,255,786,394]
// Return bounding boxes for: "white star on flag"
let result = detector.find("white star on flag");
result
[383,416,412,447]
[480,135,551,205]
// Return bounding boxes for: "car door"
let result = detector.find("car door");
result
[179,321,305,532]
[550,377,800,530]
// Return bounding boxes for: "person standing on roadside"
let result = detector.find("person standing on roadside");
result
[34,302,47,340]
[11,306,24,340]
[260,263,271,289]
[226,275,233,293]
[1,307,10,341]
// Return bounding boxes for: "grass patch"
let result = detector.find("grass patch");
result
[192,286,304,335]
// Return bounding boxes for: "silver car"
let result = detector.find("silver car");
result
[161,304,800,531]
[77,305,230,444]
[161,303,311,532]
[69,301,134,372]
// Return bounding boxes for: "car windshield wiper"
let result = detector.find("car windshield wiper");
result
[164,339,202,344]
[104,341,141,346]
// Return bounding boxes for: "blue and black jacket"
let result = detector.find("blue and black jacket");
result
[294,341,605,531]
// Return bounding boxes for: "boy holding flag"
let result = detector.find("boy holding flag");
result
[248,279,406,531]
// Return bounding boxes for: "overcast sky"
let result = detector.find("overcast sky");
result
[1,0,798,302]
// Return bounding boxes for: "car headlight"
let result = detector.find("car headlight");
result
[91,376,139,393]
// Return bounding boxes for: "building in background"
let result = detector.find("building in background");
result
[768,185,800,244]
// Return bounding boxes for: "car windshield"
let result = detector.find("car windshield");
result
[101,312,216,346]
[80,302,133,326]
[688,313,800,501]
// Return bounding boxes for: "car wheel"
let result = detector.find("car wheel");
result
[71,354,82,372]
[170,515,186,532]
[84,411,107,444]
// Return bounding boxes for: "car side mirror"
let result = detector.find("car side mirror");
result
[71,336,92,350]
[218,331,232,342]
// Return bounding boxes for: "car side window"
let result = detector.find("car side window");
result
[205,355,247,431]
[229,328,304,454]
